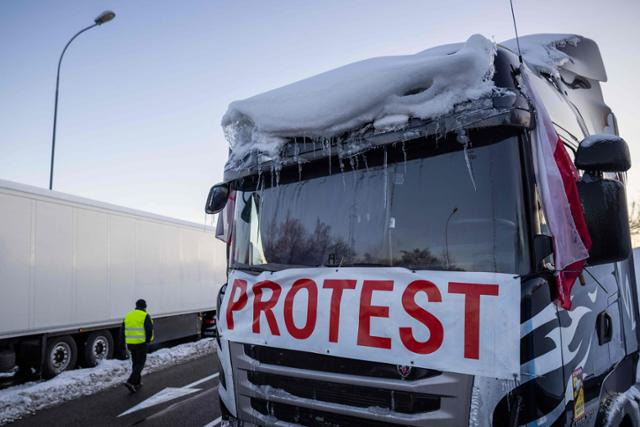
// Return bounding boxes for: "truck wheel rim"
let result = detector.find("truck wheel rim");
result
[92,337,108,361]
[51,342,71,372]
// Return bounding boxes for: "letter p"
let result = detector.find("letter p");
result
[226,279,248,330]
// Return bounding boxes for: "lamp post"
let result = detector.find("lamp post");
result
[49,10,116,190]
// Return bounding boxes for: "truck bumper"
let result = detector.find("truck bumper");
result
[223,341,473,426]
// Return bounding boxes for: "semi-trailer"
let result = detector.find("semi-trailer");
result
[0,179,225,378]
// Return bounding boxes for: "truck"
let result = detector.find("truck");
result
[0,179,225,379]
[207,34,638,426]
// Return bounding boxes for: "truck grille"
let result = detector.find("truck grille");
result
[251,399,412,427]
[230,342,472,426]
[244,344,440,381]
[247,371,440,414]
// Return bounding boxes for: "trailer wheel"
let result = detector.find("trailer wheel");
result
[43,336,77,379]
[82,331,114,367]
[0,349,16,372]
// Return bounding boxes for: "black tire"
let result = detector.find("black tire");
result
[598,391,640,427]
[42,335,77,379]
[82,331,114,367]
[0,349,16,372]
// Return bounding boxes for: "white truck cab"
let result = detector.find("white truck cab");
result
[207,34,638,426]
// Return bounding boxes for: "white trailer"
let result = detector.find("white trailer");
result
[0,179,225,378]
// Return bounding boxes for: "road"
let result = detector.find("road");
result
[9,353,221,427]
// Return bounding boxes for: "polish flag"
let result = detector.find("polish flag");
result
[524,75,592,309]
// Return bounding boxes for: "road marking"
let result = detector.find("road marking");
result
[185,372,219,388]
[118,372,220,417]
[202,416,222,427]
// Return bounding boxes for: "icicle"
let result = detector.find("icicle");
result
[383,147,389,207]
[401,141,408,175]
[270,164,275,188]
[456,128,477,191]
[327,139,332,175]
[293,138,302,181]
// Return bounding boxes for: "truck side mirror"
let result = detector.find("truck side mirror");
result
[578,177,631,265]
[575,134,631,173]
[205,183,229,214]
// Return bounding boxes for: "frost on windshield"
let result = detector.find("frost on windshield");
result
[222,34,498,172]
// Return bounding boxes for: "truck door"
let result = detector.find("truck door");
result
[558,263,626,422]
[615,256,639,356]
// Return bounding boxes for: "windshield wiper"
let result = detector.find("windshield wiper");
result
[345,262,390,267]
[230,263,274,273]
[230,262,309,273]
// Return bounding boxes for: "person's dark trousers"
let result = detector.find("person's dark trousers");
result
[127,343,148,386]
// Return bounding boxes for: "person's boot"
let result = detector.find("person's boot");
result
[124,382,136,393]
[135,383,143,392]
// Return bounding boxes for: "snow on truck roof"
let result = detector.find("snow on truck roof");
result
[222,33,602,172]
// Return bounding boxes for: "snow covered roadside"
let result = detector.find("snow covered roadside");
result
[0,338,216,425]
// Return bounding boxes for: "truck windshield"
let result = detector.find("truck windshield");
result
[231,132,529,274]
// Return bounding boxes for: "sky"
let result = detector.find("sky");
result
[1,0,639,224]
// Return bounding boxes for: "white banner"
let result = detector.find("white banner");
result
[219,267,520,379]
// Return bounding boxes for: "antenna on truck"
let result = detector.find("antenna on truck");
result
[509,0,524,66]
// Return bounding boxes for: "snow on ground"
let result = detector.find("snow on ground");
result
[0,338,216,425]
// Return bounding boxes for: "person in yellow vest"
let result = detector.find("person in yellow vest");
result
[123,299,154,393]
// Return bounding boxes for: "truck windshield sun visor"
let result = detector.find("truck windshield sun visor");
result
[230,128,530,274]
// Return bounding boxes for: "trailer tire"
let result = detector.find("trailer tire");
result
[0,349,16,372]
[43,336,77,379]
[82,331,114,367]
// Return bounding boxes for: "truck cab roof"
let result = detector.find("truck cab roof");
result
[221,34,611,182]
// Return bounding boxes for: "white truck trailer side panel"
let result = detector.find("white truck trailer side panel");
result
[109,214,136,319]
[34,200,74,328]
[0,179,225,339]
[0,192,31,333]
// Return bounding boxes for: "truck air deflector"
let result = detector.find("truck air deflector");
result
[222,96,531,183]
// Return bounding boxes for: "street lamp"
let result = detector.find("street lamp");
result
[48,10,116,190]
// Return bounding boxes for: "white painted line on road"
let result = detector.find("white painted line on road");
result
[118,372,220,417]
[185,372,219,388]
[202,416,222,427]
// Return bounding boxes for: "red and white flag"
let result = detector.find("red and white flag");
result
[525,74,592,309]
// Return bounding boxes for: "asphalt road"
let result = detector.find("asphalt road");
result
[9,353,221,427]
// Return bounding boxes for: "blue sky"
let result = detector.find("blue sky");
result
[1,0,638,223]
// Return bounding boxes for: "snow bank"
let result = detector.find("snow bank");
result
[501,34,580,79]
[0,339,216,425]
[222,34,497,170]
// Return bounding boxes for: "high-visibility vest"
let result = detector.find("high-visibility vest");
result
[124,309,153,344]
